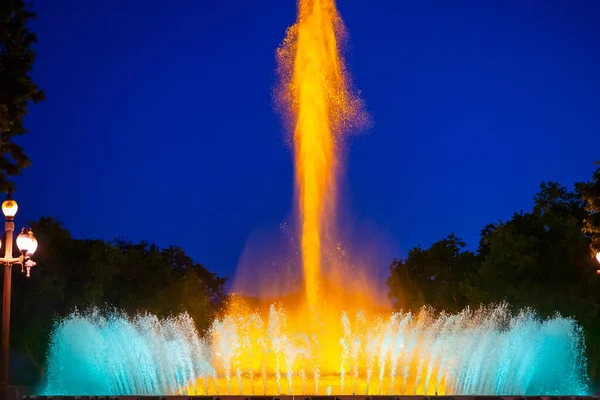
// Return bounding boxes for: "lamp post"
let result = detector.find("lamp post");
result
[0,196,38,400]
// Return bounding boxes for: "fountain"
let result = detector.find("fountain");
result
[38,0,593,396]
[42,305,589,396]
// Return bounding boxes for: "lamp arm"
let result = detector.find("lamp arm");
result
[0,256,29,265]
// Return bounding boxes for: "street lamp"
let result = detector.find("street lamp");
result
[0,196,38,400]
[15,229,38,277]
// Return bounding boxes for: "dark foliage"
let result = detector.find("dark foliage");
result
[0,0,45,192]
[5,217,227,386]
[388,167,600,390]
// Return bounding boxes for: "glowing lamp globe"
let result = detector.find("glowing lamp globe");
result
[16,229,37,255]
[26,231,38,255]
[597,252,600,264]
[2,199,18,218]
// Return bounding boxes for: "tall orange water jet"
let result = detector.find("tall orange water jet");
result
[276,0,367,309]
[164,2,587,396]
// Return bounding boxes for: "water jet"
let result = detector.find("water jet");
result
[40,0,592,396]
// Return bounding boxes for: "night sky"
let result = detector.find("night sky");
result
[15,0,600,282]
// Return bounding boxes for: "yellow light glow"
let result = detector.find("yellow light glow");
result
[180,0,388,396]
[596,252,600,264]
[16,228,36,254]
[275,0,367,312]
[177,3,600,396]
[1,199,18,218]
[26,230,38,255]
[182,297,449,396]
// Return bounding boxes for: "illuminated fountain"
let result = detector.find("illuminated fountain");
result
[42,0,591,396]
[43,305,588,395]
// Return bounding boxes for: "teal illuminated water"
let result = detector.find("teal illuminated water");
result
[41,306,590,396]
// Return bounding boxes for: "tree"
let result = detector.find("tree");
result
[5,217,227,387]
[388,233,478,313]
[388,180,600,320]
[464,182,598,321]
[577,168,600,257]
[9,217,71,385]
[387,172,600,390]
[0,0,45,192]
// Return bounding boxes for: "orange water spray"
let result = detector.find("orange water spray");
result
[192,1,379,394]
[276,0,366,310]
[38,1,592,395]
[174,4,588,396]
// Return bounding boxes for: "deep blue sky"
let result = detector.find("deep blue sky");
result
[15,0,600,282]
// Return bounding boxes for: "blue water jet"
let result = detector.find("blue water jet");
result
[41,306,590,396]
[42,310,214,396]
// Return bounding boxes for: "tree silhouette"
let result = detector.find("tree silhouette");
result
[0,0,45,192]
